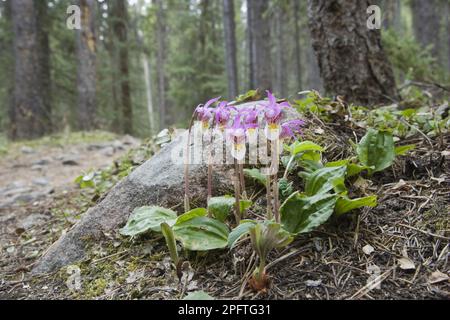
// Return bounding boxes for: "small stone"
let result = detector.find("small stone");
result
[21,146,35,154]
[102,146,115,157]
[62,157,80,166]
[33,177,50,187]
[305,279,322,287]
[32,158,51,166]
[17,214,49,230]
[363,244,375,255]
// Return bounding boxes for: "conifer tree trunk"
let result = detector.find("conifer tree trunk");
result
[76,0,97,130]
[247,0,272,91]
[223,0,239,99]
[112,0,133,134]
[308,0,399,105]
[11,0,50,139]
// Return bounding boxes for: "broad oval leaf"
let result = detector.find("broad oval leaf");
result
[207,196,235,222]
[357,129,395,174]
[173,216,229,251]
[175,208,208,225]
[119,206,177,236]
[303,166,347,196]
[228,220,257,249]
[244,168,267,186]
[208,197,253,222]
[281,192,337,234]
[285,141,324,155]
[335,195,377,217]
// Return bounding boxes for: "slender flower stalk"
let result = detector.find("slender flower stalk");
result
[233,159,241,225]
[185,97,220,212]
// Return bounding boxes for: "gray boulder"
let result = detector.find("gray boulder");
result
[32,132,233,274]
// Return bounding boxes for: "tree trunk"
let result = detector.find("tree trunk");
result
[11,0,49,139]
[308,0,399,105]
[134,1,156,135]
[36,1,52,130]
[247,0,255,89]
[274,3,287,97]
[112,0,133,134]
[248,0,272,91]
[222,0,239,99]
[411,0,442,60]
[76,0,97,131]
[293,0,303,90]
[155,0,167,131]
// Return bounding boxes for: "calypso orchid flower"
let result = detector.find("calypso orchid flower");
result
[195,97,221,130]
[263,91,291,141]
[227,115,247,161]
[242,107,260,139]
[214,101,233,131]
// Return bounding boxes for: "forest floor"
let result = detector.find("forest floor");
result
[0,122,449,300]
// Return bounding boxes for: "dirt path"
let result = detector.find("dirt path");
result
[0,135,140,210]
[0,134,142,298]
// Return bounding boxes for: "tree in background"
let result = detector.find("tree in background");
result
[247,0,272,91]
[112,0,133,134]
[76,0,97,130]
[411,0,444,66]
[155,0,168,130]
[222,0,239,99]
[11,0,51,139]
[308,0,399,105]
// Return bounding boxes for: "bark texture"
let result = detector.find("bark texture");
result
[76,0,97,130]
[308,0,399,105]
[223,0,239,99]
[247,0,272,91]
[11,0,50,139]
[155,0,167,130]
[411,0,442,59]
[112,0,133,134]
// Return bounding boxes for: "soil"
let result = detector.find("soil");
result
[0,130,448,300]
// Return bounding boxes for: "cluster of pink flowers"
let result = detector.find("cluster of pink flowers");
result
[194,91,305,160]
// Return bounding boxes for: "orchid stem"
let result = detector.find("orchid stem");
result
[234,160,241,225]
[207,163,212,202]
[266,173,273,220]
[239,163,247,199]
[184,114,196,212]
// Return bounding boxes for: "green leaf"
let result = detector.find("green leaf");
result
[228,220,257,249]
[335,195,378,216]
[119,206,178,236]
[249,222,293,263]
[175,208,208,225]
[240,199,253,213]
[173,216,229,251]
[347,163,373,177]
[395,144,416,156]
[326,159,373,177]
[208,197,252,222]
[357,129,395,174]
[285,141,324,155]
[207,196,235,222]
[303,166,347,196]
[244,168,267,186]
[183,290,215,300]
[160,222,179,265]
[281,192,337,234]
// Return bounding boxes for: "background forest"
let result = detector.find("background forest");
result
[0,0,448,141]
